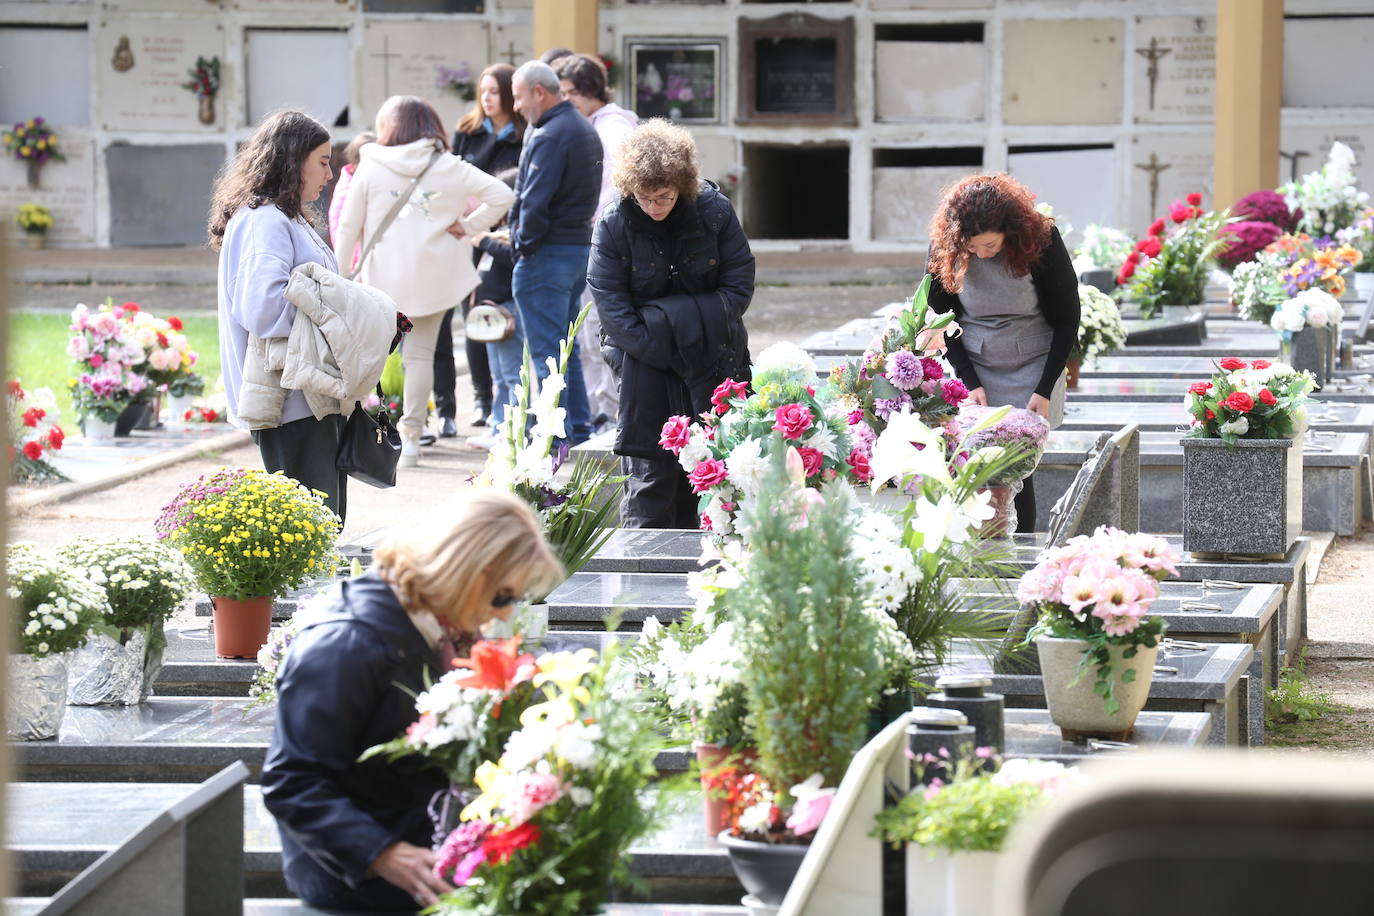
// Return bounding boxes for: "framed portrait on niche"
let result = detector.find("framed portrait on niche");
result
[626,39,724,125]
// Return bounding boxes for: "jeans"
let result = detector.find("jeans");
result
[512,244,592,444]
[486,299,525,431]
[252,413,347,525]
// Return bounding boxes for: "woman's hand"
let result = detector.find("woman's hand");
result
[445,220,466,240]
[370,841,454,908]
[967,387,989,407]
[1027,393,1051,419]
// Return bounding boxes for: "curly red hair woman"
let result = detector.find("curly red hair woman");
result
[925,173,1079,533]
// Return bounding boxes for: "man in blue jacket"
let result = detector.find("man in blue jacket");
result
[509,59,603,445]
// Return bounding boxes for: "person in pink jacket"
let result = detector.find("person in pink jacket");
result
[327,130,375,273]
[333,96,514,467]
[555,53,639,431]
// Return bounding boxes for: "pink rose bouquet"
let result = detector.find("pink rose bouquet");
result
[1019,526,1178,714]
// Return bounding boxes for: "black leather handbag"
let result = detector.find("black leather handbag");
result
[336,383,401,488]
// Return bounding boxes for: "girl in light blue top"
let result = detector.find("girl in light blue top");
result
[209,110,348,522]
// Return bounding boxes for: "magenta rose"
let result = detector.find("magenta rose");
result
[711,378,749,415]
[688,458,729,493]
[658,415,692,454]
[773,403,814,440]
[940,378,969,405]
[846,448,872,483]
[796,446,824,478]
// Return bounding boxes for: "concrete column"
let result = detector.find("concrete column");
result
[1214,0,1283,208]
[533,0,598,59]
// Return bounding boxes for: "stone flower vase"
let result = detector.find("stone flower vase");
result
[211,596,274,659]
[1181,432,1303,558]
[25,231,46,250]
[1282,326,1330,389]
[718,831,809,907]
[7,653,68,741]
[1036,635,1158,741]
[1355,272,1374,301]
[198,94,216,125]
[905,847,997,916]
[168,393,196,424]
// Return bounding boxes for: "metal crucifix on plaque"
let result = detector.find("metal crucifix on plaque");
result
[370,35,401,97]
[1135,152,1171,215]
[500,39,521,66]
[1135,36,1173,111]
[1280,149,1312,183]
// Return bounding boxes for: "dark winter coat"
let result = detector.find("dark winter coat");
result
[474,234,516,305]
[587,181,755,459]
[509,101,603,256]
[261,571,451,910]
[452,121,522,177]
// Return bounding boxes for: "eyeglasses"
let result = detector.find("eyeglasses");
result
[634,193,678,208]
[491,591,525,608]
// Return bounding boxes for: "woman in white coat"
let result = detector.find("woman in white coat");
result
[334,95,515,466]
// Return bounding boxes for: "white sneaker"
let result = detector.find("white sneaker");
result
[467,434,498,452]
[399,440,420,468]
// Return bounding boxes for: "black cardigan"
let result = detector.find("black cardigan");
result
[926,225,1080,399]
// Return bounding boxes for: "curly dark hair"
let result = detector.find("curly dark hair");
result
[927,173,1053,293]
[207,109,330,250]
[612,119,700,202]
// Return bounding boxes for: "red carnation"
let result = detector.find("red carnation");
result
[7,380,23,397]
[1250,359,1271,369]
[1148,217,1166,237]
[1218,357,1247,371]
[481,823,541,865]
[22,441,43,461]
[1135,236,1162,258]
[1186,192,1203,207]
[1205,409,1216,420]
[122,302,140,313]
[1188,381,1212,395]
[1169,200,1193,223]
[1125,250,1142,265]
[201,408,219,422]
[1258,388,1278,406]
[796,446,824,478]
[1116,260,1137,284]
[156,332,169,348]
[47,426,64,450]
[21,408,41,428]
[167,316,184,331]
[1223,391,1255,413]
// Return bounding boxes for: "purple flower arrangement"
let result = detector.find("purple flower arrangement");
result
[1217,220,1283,270]
[954,406,1050,485]
[1233,190,1300,232]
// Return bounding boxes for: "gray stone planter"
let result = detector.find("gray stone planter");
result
[1282,326,1331,388]
[1181,433,1303,557]
[1036,636,1158,741]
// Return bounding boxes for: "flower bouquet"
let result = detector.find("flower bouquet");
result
[67,301,153,429]
[1230,251,1289,325]
[1018,526,1177,736]
[15,202,53,245]
[2,116,65,188]
[365,640,664,915]
[953,406,1049,487]
[1336,208,1374,275]
[1071,223,1136,278]
[55,535,196,705]
[1269,288,1345,341]
[828,275,968,447]
[435,63,476,101]
[7,381,67,484]
[661,341,854,537]
[1184,358,1315,443]
[1117,194,1231,317]
[7,542,109,740]
[155,468,341,657]
[1279,240,1362,300]
[480,304,624,590]
[1072,284,1128,369]
[1281,141,1370,237]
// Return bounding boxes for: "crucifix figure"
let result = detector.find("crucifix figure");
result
[370,35,401,97]
[1136,152,1172,215]
[1135,37,1173,111]
[500,39,521,66]
[1279,149,1311,183]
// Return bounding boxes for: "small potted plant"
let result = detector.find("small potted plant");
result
[14,202,53,248]
[7,381,68,484]
[2,116,65,188]
[55,536,197,705]
[6,542,108,740]
[1181,358,1316,557]
[1116,194,1231,319]
[876,755,1081,916]
[155,468,342,658]
[1068,285,1128,387]
[1018,526,1177,740]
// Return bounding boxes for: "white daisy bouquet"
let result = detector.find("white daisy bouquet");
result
[8,542,108,659]
[1072,284,1128,366]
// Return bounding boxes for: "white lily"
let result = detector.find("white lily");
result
[869,409,952,490]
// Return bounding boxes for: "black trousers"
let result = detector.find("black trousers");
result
[1014,474,1036,534]
[252,413,347,525]
[620,455,699,529]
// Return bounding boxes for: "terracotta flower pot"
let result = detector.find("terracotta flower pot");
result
[211,596,273,659]
[695,742,757,837]
[1065,358,1081,390]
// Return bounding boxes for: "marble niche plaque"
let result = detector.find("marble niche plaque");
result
[0,26,91,126]
[95,16,227,132]
[103,0,223,11]
[1133,16,1216,124]
[358,20,490,136]
[246,29,350,126]
[1278,127,1374,196]
[1283,16,1374,109]
[1003,19,1122,125]
[872,165,977,242]
[1007,146,1118,245]
[232,0,357,12]
[875,40,983,122]
[1129,133,1212,230]
[0,128,96,244]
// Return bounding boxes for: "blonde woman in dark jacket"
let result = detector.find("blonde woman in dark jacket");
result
[586,119,755,528]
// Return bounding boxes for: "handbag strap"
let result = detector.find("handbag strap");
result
[348,148,443,280]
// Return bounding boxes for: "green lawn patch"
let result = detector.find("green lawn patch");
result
[7,313,221,426]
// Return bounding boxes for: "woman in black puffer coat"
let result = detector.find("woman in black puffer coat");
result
[586,119,755,528]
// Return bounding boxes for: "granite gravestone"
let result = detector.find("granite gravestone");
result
[96,16,226,132]
[738,13,855,124]
[1132,15,1216,124]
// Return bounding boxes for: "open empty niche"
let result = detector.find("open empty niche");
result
[871,147,983,242]
[742,143,849,240]
[1007,144,1117,246]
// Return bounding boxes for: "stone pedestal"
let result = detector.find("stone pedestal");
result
[1284,325,1330,388]
[1181,434,1303,557]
